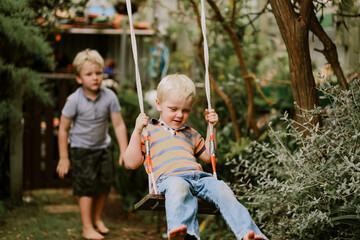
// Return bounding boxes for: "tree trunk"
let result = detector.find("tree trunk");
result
[269,0,320,131]
[309,11,349,90]
[10,84,24,200]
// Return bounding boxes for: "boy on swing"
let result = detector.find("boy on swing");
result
[124,74,267,240]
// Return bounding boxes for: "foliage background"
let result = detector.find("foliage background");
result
[1,0,359,239]
[0,0,55,198]
[225,80,360,239]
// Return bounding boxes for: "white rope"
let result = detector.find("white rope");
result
[126,0,144,114]
[201,0,217,179]
[200,0,214,135]
[126,0,158,194]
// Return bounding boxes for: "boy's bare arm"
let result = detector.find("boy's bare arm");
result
[111,112,128,166]
[57,115,72,179]
[123,113,149,169]
[123,131,144,169]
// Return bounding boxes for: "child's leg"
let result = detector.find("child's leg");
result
[93,193,109,234]
[157,175,200,239]
[71,148,109,239]
[79,196,104,240]
[196,175,267,240]
[92,148,112,234]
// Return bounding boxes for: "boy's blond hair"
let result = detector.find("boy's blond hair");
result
[72,49,104,76]
[157,74,196,104]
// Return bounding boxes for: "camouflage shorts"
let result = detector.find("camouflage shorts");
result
[70,147,112,196]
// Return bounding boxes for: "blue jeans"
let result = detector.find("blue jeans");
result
[156,171,268,240]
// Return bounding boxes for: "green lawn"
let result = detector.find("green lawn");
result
[0,189,165,240]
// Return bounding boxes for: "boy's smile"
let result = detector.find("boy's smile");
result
[156,94,193,130]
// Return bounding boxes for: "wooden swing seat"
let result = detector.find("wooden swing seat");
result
[134,194,220,215]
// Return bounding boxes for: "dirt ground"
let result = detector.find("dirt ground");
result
[0,188,168,240]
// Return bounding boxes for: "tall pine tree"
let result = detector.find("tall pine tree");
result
[0,0,54,199]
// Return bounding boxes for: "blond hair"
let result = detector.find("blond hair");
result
[157,74,196,104]
[72,49,104,76]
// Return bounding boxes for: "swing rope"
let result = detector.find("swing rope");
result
[126,0,144,115]
[126,0,158,194]
[200,0,217,179]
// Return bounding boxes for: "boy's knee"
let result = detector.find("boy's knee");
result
[213,181,235,201]
[166,178,190,199]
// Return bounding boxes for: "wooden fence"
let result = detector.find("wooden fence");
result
[23,76,76,190]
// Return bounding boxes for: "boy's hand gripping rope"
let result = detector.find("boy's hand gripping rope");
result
[126,0,158,194]
[201,0,217,179]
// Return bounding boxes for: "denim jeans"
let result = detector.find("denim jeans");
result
[156,171,268,240]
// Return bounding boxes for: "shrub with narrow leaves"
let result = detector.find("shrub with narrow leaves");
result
[227,79,360,239]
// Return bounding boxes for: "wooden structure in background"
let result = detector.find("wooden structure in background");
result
[23,76,76,189]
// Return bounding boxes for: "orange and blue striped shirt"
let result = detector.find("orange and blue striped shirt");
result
[142,119,206,182]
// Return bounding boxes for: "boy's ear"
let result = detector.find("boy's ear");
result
[156,98,162,111]
[75,75,82,85]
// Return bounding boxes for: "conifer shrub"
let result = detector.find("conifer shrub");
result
[0,0,55,198]
[227,79,360,239]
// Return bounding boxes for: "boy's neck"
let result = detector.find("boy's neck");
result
[82,87,100,101]
[158,119,187,132]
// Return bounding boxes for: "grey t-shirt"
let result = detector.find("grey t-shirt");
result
[62,86,121,149]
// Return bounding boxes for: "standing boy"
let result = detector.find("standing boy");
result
[56,49,128,240]
[124,74,267,240]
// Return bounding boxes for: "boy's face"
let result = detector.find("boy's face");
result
[156,94,193,130]
[75,61,103,94]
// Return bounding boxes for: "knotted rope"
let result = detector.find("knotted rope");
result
[126,0,158,193]
[200,0,217,179]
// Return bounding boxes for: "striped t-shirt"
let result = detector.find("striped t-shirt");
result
[142,119,206,182]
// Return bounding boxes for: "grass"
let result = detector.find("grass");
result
[0,189,166,240]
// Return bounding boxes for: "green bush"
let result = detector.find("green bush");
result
[227,79,360,239]
[0,0,56,198]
